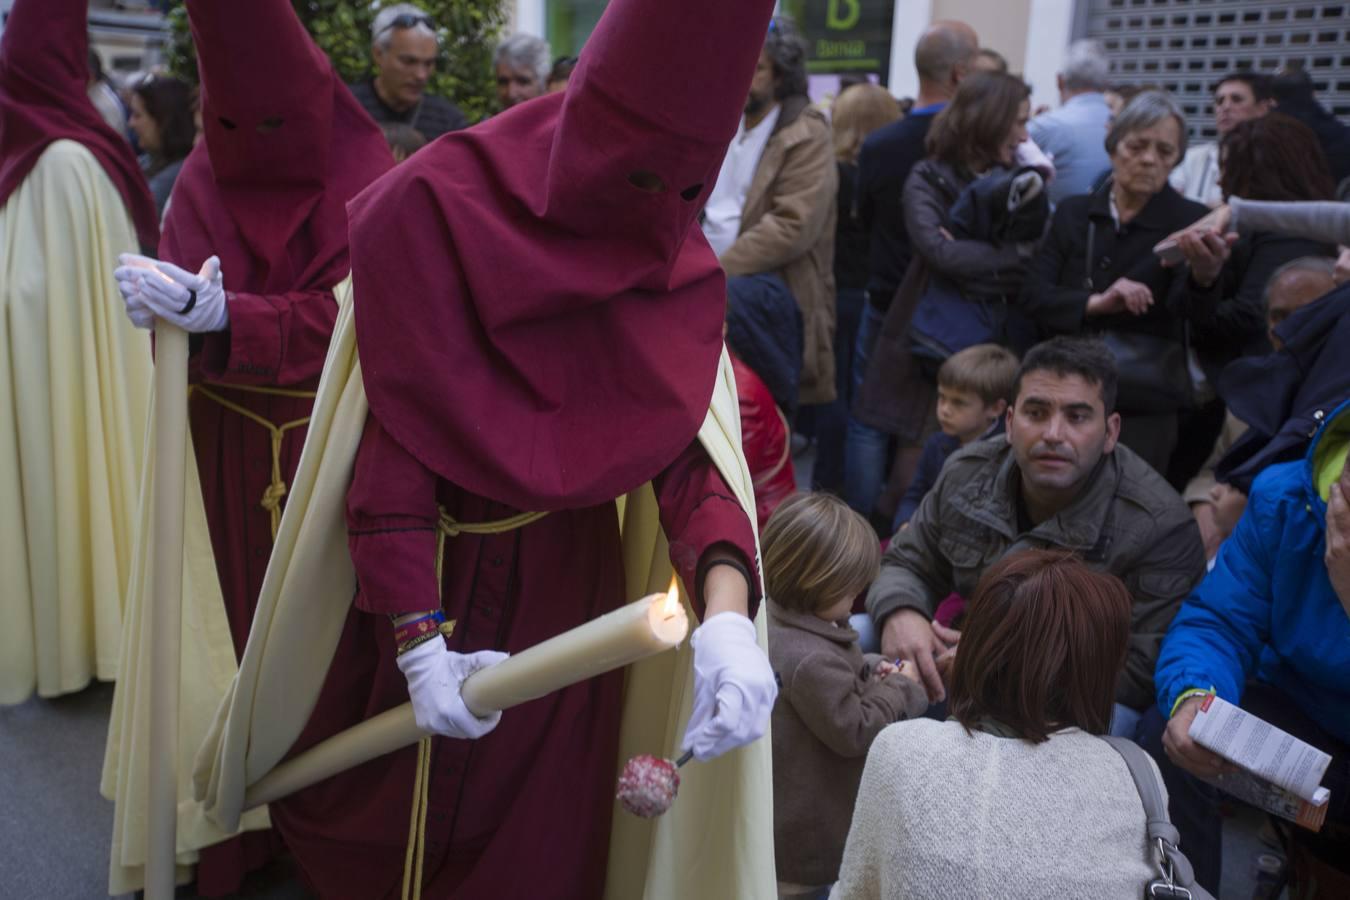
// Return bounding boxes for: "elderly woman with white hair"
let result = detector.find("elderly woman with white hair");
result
[348,3,468,140]
[1021,90,1231,475]
[494,32,551,110]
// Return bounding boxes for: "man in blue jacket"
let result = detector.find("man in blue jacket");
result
[1154,397,1350,894]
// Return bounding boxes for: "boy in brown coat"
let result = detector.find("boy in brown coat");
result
[764,493,929,897]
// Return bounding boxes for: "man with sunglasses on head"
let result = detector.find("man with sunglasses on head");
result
[349,3,468,141]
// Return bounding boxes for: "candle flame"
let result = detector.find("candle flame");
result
[662,575,680,618]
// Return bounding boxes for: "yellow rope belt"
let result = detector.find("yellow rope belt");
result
[432,508,550,585]
[191,383,317,540]
[403,506,548,900]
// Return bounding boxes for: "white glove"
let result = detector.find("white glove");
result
[681,612,777,761]
[122,290,156,329]
[114,253,230,333]
[396,638,509,740]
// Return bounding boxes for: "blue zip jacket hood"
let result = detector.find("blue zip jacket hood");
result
[1156,397,1350,743]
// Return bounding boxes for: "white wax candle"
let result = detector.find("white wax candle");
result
[461,578,687,716]
[147,323,189,900]
[243,578,688,811]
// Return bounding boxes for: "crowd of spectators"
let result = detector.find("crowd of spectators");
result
[90,2,572,219]
[694,15,1349,900]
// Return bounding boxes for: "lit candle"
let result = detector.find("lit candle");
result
[462,575,686,716]
[243,577,688,810]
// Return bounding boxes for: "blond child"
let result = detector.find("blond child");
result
[764,493,927,899]
[894,343,1019,531]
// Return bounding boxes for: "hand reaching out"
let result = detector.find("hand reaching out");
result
[880,609,952,703]
[1173,228,1233,287]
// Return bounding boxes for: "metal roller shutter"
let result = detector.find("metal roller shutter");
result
[1082,0,1350,141]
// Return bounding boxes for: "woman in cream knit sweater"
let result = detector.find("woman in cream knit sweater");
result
[833,551,1163,899]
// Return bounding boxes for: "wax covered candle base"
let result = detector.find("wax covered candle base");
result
[617,754,680,818]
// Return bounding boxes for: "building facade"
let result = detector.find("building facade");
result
[514,0,1349,141]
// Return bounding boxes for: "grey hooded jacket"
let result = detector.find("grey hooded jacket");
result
[866,437,1206,709]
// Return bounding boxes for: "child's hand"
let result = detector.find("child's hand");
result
[894,659,921,684]
[876,659,922,685]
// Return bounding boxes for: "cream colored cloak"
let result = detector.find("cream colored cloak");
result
[190,279,777,899]
[0,139,152,704]
[99,371,271,894]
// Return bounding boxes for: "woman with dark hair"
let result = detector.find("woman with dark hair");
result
[1198,112,1333,361]
[1168,113,1338,487]
[1021,91,1228,475]
[850,71,1036,521]
[834,550,1161,898]
[127,74,196,215]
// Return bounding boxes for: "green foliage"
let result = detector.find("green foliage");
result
[163,0,510,124]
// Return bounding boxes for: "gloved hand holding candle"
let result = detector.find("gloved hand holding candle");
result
[681,611,777,761]
[114,253,230,333]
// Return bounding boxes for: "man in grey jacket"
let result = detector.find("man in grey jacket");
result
[869,337,1206,734]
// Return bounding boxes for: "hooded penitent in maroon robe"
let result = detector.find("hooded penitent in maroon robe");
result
[0,0,158,252]
[266,0,776,895]
[155,0,391,892]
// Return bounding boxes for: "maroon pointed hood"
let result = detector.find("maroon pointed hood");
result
[348,0,776,511]
[0,0,159,250]
[160,0,391,294]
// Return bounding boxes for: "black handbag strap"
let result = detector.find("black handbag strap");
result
[1103,736,1217,900]
[1083,177,1113,292]
[1085,218,1097,292]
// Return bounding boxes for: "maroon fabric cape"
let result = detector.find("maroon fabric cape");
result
[349,0,776,512]
[0,0,159,250]
[162,0,391,290]
[277,430,757,897]
[157,1,390,894]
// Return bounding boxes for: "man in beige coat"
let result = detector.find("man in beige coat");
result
[704,16,838,406]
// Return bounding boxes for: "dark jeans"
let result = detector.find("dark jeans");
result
[843,301,890,516]
[813,288,865,493]
[1139,682,1350,897]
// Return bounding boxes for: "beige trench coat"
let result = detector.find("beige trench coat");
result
[721,95,838,406]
